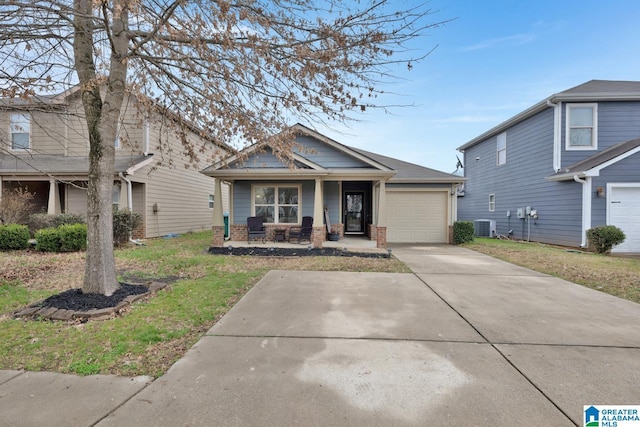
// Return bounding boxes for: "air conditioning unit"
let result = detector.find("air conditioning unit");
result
[474,219,496,237]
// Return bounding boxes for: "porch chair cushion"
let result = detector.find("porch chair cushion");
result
[247,216,266,243]
[288,216,313,243]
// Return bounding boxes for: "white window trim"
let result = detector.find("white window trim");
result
[496,132,506,166]
[251,183,302,224]
[10,113,31,151]
[566,103,598,151]
[208,194,214,210]
[489,193,495,212]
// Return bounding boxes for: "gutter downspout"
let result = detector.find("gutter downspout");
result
[574,175,591,248]
[119,172,143,245]
[547,99,561,172]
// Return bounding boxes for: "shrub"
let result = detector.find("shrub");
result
[113,209,143,247]
[59,224,87,252]
[27,213,85,236]
[0,224,30,250]
[35,227,61,252]
[453,221,475,244]
[586,225,626,255]
[0,187,35,225]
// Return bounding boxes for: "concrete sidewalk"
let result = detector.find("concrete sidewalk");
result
[1,245,639,426]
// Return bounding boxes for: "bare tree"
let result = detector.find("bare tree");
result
[0,0,446,295]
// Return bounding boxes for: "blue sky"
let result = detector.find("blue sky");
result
[319,0,640,173]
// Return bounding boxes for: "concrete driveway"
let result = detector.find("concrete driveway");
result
[2,244,638,426]
[94,245,640,426]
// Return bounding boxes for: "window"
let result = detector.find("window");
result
[253,185,300,224]
[566,103,597,150]
[489,194,495,212]
[10,114,30,150]
[208,194,214,209]
[496,132,506,165]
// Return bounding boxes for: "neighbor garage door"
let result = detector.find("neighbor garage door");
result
[609,185,640,253]
[385,190,448,243]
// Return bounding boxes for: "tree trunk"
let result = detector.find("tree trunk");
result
[73,0,129,295]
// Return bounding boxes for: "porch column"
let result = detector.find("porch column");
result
[47,179,61,215]
[376,180,387,249]
[211,178,225,247]
[118,181,128,210]
[312,178,324,248]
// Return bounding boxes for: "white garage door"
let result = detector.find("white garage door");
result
[386,191,448,243]
[609,185,640,253]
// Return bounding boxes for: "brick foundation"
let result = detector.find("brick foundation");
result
[312,226,325,248]
[368,224,377,241]
[376,226,387,249]
[212,225,225,247]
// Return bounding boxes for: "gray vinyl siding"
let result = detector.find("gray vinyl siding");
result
[323,181,340,228]
[238,148,287,169]
[561,101,640,168]
[294,135,371,168]
[459,107,584,247]
[232,180,325,224]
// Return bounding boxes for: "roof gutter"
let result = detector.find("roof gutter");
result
[546,98,562,172]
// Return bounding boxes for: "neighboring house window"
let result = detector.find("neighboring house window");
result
[10,114,30,150]
[489,194,495,212]
[496,132,506,165]
[208,194,214,209]
[253,185,300,224]
[566,103,597,150]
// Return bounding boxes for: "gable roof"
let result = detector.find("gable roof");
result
[547,138,640,181]
[458,80,640,152]
[202,124,461,184]
[349,147,465,183]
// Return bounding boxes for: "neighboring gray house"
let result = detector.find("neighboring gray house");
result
[457,80,640,253]
[203,123,464,248]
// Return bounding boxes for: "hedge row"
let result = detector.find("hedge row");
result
[1,210,141,252]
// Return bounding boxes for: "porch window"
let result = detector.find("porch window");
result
[208,194,214,209]
[566,103,597,150]
[253,185,300,224]
[10,114,30,150]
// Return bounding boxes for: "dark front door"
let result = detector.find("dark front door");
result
[344,191,365,234]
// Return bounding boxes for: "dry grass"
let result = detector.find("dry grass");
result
[465,238,640,303]
[0,232,408,376]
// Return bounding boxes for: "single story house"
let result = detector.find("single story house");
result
[203,124,464,248]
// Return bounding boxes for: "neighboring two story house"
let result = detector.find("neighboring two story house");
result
[0,87,229,238]
[457,80,640,253]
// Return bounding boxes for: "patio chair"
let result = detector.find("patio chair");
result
[288,216,313,243]
[247,216,266,243]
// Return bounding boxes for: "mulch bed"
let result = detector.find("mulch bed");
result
[14,281,173,322]
[208,246,390,258]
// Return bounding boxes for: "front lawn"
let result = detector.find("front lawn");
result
[464,238,640,304]
[0,232,409,377]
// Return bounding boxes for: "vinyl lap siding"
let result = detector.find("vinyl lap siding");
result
[295,135,370,168]
[232,180,315,225]
[561,101,640,168]
[591,152,640,227]
[459,108,584,247]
